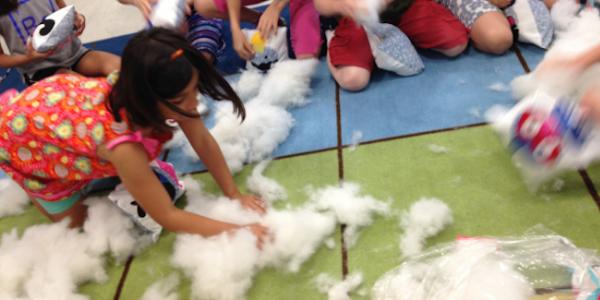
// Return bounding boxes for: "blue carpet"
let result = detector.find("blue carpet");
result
[339,47,525,144]
[517,42,546,71]
[167,58,337,174]
[0,68,26,92]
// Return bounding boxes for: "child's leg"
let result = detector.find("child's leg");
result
[73,50,121,77]
[289,0,322,59]
[327,17,373,91]
[398,0,469,57]
[470,11,513,54]
[31,193,88,228]
[187,13,226,64]
[439,0,512,54]
[194,0,262,22]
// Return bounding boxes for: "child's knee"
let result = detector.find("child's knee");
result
[474,26,513,54]
[437,42,468,57]
[337,68,370,92]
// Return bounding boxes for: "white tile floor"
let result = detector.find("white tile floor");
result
[65,0,146,43]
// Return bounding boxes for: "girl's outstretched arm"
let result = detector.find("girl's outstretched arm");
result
[179,116,267,214]
[107,141,267,239]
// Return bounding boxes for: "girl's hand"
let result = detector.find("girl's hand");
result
[234,193,267,214]
[25,39,52,61]
[243,223,270,249]
[257,4,282,40]
[232,29,255,60]
[74,12,86,35]
[119,0,157,19]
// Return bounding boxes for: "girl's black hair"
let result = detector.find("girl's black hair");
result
[379,0,413,24]
[109,28,245,132]
[0,0,19,16]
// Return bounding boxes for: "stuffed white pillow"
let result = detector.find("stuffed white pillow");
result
[365,23,424,76]
[504,0,554,48]
[243,28,289,72]
[32,5,76,53]
[150,0,186,29]
[108,160,185,242]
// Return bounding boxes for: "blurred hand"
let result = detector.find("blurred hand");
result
[74,12,86,35]
[257,4,281,40]
[25,39,53,61]
[232,29,255,60]
[580,87,600,122]
[119,0,157,19]
[234,193,267,214]
[244,223,270,249]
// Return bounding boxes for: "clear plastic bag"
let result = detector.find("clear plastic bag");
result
[373,232,600,300]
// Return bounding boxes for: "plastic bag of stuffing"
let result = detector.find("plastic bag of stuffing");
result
[150,0,187,29]
[32,5,76,52]
[504,0,554,49]
[108,160,185,242]
[365,23,424,76]
[243,28,289,73]
[372,233,600,300]
[488,90,600,188]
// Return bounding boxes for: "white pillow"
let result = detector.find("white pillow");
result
[243,27,289,72]
[150,0,186,29]
[108,160,185,242]
[365,23,424,76]
[31,5,76,53]
[505,0,554,48]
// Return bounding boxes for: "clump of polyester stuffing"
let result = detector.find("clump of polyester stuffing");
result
[246,160,287,203]
[307,182,390,248]
[353,0,386,27]
[167,59,318,174]
[0,196,148,299]
[427,144,449,154]
[399,198,453,257]
[232,69,264,102]
[171,178,338,300]
[468,107,481,118]
[0,178,30,217]
[349,131,363,152]
[550,0,579,32]
[141,274,180,300]
[315,272,364,300]
[488,82,510,92]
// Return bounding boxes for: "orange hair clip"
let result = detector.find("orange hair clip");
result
[170,48,184,60]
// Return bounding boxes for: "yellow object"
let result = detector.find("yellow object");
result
[250,32,265,53]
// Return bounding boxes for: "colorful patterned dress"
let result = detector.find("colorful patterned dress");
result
[0,73,170,213]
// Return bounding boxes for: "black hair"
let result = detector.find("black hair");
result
[379,0,413,24]
[109,28,245,132]
[0,0,19,16]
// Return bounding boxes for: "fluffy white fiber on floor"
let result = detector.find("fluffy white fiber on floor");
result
[141,274,180,300]
[488,82,510,92]
[399,198,453,257]
[167,59,318,174]
[0,197,148,300]
[171,180,387,300]
[246,160,287,203]
[315,272,363,300]
[349,131,363,152]
[0,178,30,217]
[307,182,390,248]
[427,144,449,154]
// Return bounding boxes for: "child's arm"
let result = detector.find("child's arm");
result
[257,0,288,39]
[108,142,268,241]
[537,43,600,75]
[314,0,357,18]
[227,0,255,60]
[179,116,266,214]
[0,40,51,68]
